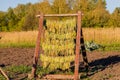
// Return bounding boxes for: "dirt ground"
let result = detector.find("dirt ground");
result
[0,48,120,80]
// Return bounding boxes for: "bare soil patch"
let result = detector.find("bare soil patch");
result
[0,48,34,66]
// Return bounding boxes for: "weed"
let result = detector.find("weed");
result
[5,65,31,74]
[0,74,6,80]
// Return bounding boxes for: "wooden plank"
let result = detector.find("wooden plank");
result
[36,13,78,17]
[43,74,74,79]
[74,11,81,80]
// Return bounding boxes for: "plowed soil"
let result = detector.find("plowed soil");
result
[0,48,120,80]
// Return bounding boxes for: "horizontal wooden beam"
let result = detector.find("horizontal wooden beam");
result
[42,74,74,79]
[36,13,78,17]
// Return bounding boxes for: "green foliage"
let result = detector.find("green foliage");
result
[5,65,31,73]
[102,43,120,51]
[14,4,26,19]
[0,65,31,80]
[85,41,104,51]
[84,41,120,52]
[0,74,6,80]
[36,66,73,77]
[0,11,7,31]
[109,7,120,27]
[35,0,52,14]
[36,66,50,76]
[52,0,70,14]
[0,42,35,48]
[6,8,19,31]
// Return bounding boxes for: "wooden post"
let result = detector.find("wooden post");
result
[74,11,81,80]
[30,14,44,78]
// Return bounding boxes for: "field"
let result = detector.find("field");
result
[0,31,37,48]
[0,28,120,80]
[0,28,120,50]
[83,28,120,51]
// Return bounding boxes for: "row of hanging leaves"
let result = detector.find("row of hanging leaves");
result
[40,18,76,71]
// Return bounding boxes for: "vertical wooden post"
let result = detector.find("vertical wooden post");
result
[31,14,44,78]
[74,11,81,80]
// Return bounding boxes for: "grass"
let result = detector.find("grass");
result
[0,65,73,79]
[83,28,120,44]
[0,65,79,80]
[0,75,6,80]
[0,31,37,48]
[5,65,31,73]
[0,65,31,80]
[0,28,120,51]
[83,28,120,51]
[101,42,120,51]
[0,42,35,48]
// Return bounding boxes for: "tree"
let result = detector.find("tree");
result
[6,8,18,31]
[21,5,37,31]
[0,11,7,31]
[14,4,26,20]
[34,0,52,14]
[73,0,96,27]
[73,0,92,13]
[109,7,120,27]
[52,0,70,14]
[90,0,110,27]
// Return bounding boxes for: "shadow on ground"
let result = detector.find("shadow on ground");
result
[79,55,120,79]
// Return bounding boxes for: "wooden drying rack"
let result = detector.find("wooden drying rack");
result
[30,11,88,80]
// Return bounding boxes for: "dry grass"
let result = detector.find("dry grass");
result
[0,28,120,48]
[0,31,37,47]
[0,31,37,43]
[83,28,120,44]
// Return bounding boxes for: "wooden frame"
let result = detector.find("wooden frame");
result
[30,11,88,80]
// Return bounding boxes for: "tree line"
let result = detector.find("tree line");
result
[0,0,120,31]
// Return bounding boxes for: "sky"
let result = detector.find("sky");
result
[0,0,120,13]
[106,0,120,13]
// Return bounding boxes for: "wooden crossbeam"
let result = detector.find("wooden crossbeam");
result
[43,74,74,80]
